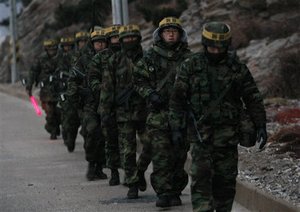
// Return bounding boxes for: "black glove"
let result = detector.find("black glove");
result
[148,92,163,109]
[171,130,184,147]
[25,85,32,97]
[257,125,267,150]
[101,114,113,128]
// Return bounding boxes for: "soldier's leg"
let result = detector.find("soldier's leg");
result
[118,121,139,199]
[103,118,120,186]
[63,103,81,152]
[190,143,214,212]
[212,146,238,212]
[136,121,151,192]
[44,101,60,139]
[60,101,68,142]
[83,106,107,181]
[147,126,173,205]
[170,141,189,205]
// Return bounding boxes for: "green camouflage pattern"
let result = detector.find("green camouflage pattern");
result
[67,43,105,165]
[100,45,146,186]
[169,52,266,211]
[87,48,122,170]
[27,52,60,136]
[55,50,80,143]
[133,41,192,196]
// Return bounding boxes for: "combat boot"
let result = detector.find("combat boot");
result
[66,133,76,153]
[109,169,120,186]
[156,195,171,208]
[50,133,57,140]
[127,184,139,199]
[94,164,108,180]
[137,170,147,191]
[169,195,182,206]
[86,162,96,181]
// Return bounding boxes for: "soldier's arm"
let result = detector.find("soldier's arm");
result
[133,58,153,98]
[99,58,115,117]
[87,54,102,98]
[27,57,42,91]
[169,58,191,130]
[239,65,266,127]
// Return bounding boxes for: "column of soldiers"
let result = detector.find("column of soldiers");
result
[26,17,267,211]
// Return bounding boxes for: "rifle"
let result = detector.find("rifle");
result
[115,87,134,109]
[72,66,86,78]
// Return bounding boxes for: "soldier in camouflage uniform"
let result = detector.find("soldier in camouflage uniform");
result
[55,36,80,150]
[26,39,61,140]
[100,24,146,199]
[67,29,107,181]
[133,17,192,207]
[60,32,90,152]
[88,25,122,186]
[169,22,268,212]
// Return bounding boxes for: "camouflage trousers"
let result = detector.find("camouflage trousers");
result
[136,131,152,173]
[117,120,146,186]
[60,100,81,146]
[82,104,106,166]
[41,101,61,136]
[190,143,238,212]
[146,125,189,197]
[102,117,121,170]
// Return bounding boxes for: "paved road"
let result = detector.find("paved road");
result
[0,92,249,212]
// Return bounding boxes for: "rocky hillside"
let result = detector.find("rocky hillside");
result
[0,0,299,98]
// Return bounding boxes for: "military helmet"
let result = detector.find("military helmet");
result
[90,28,107,42]
[106,24,122,38]
[60,37,75,46]
[201,22,231,48]
[75,31,90,42]
[158,17,183,32]
[43,39,58,50]
[119,24,141,41]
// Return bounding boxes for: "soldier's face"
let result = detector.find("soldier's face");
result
[78,40,87,50]
[46,48,57,57]
[93,40,107,52]
[207,46,226,54]
[122,36,138,43]
[161,27,180,43]
[63,45,72,52]
[110,36,119,44]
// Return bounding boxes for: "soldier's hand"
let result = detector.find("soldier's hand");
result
[26,86,32,97]
[148,92,163,109]
[171,130,184,147]
[257,125,267,150]
[101,114,112,128]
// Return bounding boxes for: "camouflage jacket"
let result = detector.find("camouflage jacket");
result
[87,48,115,110]
[27,52,59,101]
[100,46,145,122]
[55,50,74,93]
[133,42,191,129]
[66,44,96,108]
[169,52,266,145]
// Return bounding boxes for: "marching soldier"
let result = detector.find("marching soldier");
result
[133,17,192,207]
[169,21,267,212]
[26,39,61,140]
[100,24,146,199]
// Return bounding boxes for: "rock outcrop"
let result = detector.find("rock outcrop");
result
[0,0,299,98]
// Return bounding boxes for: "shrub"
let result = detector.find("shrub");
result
[51,0,111,30]
[136,0,188,26]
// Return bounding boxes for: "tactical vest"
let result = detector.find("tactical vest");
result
[144,44,191,108]
[190,53,243,125]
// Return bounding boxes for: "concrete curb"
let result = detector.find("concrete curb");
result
[235,180,300,212]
